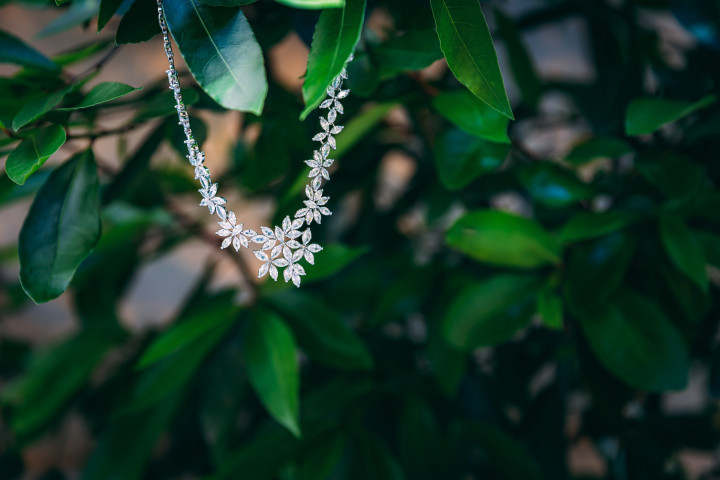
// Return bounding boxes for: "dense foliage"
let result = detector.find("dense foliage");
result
[1,0,720,478]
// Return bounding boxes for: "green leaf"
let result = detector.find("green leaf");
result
[519,163,594,208]
[57,82,140,110]
[245,309,301,437]
[335,100,396,157]
[563,232,636,316]
[636,154,703,200]
[300,0,366,120]
[97,0,125,31]
[538,288,563,330]
[372,29,442,76]
[430,0,513,119]
[197,0,256,4]
[37,0,100,38]
[443,274,540,350]
[559,211,639,243]
[163,0,267,114]
[626,94,716,136]
[493,8,542,108]
[434,128,508,190]
[446,210,562,268]
[5,125,66,185]
[18,150,101,303]
[565,136,633,165]
[116,0,162,44]
[659,215,708,292]
[275,0,344,8]
[432,89,510,143]
[463,422,543,480]
[398,400,445,480]
[338,429,405,480]
[12,87,69,131]
[578,290,689,391]
[0,30,58,70]
[264,290,373,370]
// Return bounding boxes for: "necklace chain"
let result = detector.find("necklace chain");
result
[157,0,353,287]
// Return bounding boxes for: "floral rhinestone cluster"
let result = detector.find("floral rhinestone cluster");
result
[157,0,352,287]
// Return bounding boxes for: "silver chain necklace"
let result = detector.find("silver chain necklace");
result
[157,0,353,287]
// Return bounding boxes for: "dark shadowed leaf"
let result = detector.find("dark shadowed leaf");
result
[463,422,543,480]
[300,0,366,119]
[19,150,101,303]
[97,0,125,31]
[431,0,513,119]
[164,0,267,114]
[538,288,563,330]
[443,274,539,350]
[565,136,633,165]
[5,125,66,185]
[578,290,690,391]
[626,95,716,135]
[0,30,57,70]
[446,210,562,268]
[337,429,405,480]
[372,29,442,75]
[636,154,703,200]
[197,0,256,6]
[432,89,510,143]
[659,215,708,292]
[559,211,639,243]
[245,309,301,437]
[116,0,162,44]
[434,128,508,190]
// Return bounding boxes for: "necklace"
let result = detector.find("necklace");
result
[156,0,353,287]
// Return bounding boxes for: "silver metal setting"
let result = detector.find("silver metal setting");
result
[157,0,353,287]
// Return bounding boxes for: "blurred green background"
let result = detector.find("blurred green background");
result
[2,0,720,479]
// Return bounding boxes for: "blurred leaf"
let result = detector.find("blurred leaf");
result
[559,211,639,243]
[626,94,716,135]
[337,429,405,480]
[275,0,344,8]
[493,8,542,108]
[446,210,562,268]
[53,39,113,66]
[36,0,99,38]
[578,290,689,391]
[164,0,267,114]
[335,100,397,157]
[19,150,100,303]
[519,163,594,208]
[12,87,70,131]
[97,0,125,31]
[300,0,366,120]
[57,82,140,109]
[245,309,301,437]
[636,154,703,200]
[0,30,57,70]
[431,0,513,119]
[428,333,465,396]
[198,0,256,5]
[264,290,373,370]
[432,89,510,143]
[116,0,162,44]
[697,231,720,268]
[563,232,636,316]
[300,244,368,283]
[5,125,66,185]
[134,87,199,121]
[565,136,633,165]
[443,273,539,350]
[538,288,563,330]
[398,399,445,480]
[711,346,720,398]
[434,128,508,190]
[372,29,442,75]
[463,422,543,480]
[297,433,347,480]
[659,215,708,292]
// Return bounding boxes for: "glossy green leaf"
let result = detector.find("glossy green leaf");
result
[434,127,508,190]
[559,211,639,243]
[116,0,162,44]
[164,0,267,114]
[57,82,140,110]
[265,290,373,370]
[565,136,633,165]
[578,290,690,391]
[5,125,66,185]
[563,232,636,316]
[660,215,708,292]
[446,210,562,268]
[538,288,563,330]
[97,0,125,31]
[430,0,513,119]
[245,309,301,437]
[275,0,344,8]
[626,94,716,136]
[12,87,69,131]
[443,273,539,350]
[372,29,442,75]
[0,30,57,70]
[19,150,101,303]
[300,0,366,120]
[519,163,594,207]
[432,89,510,143]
